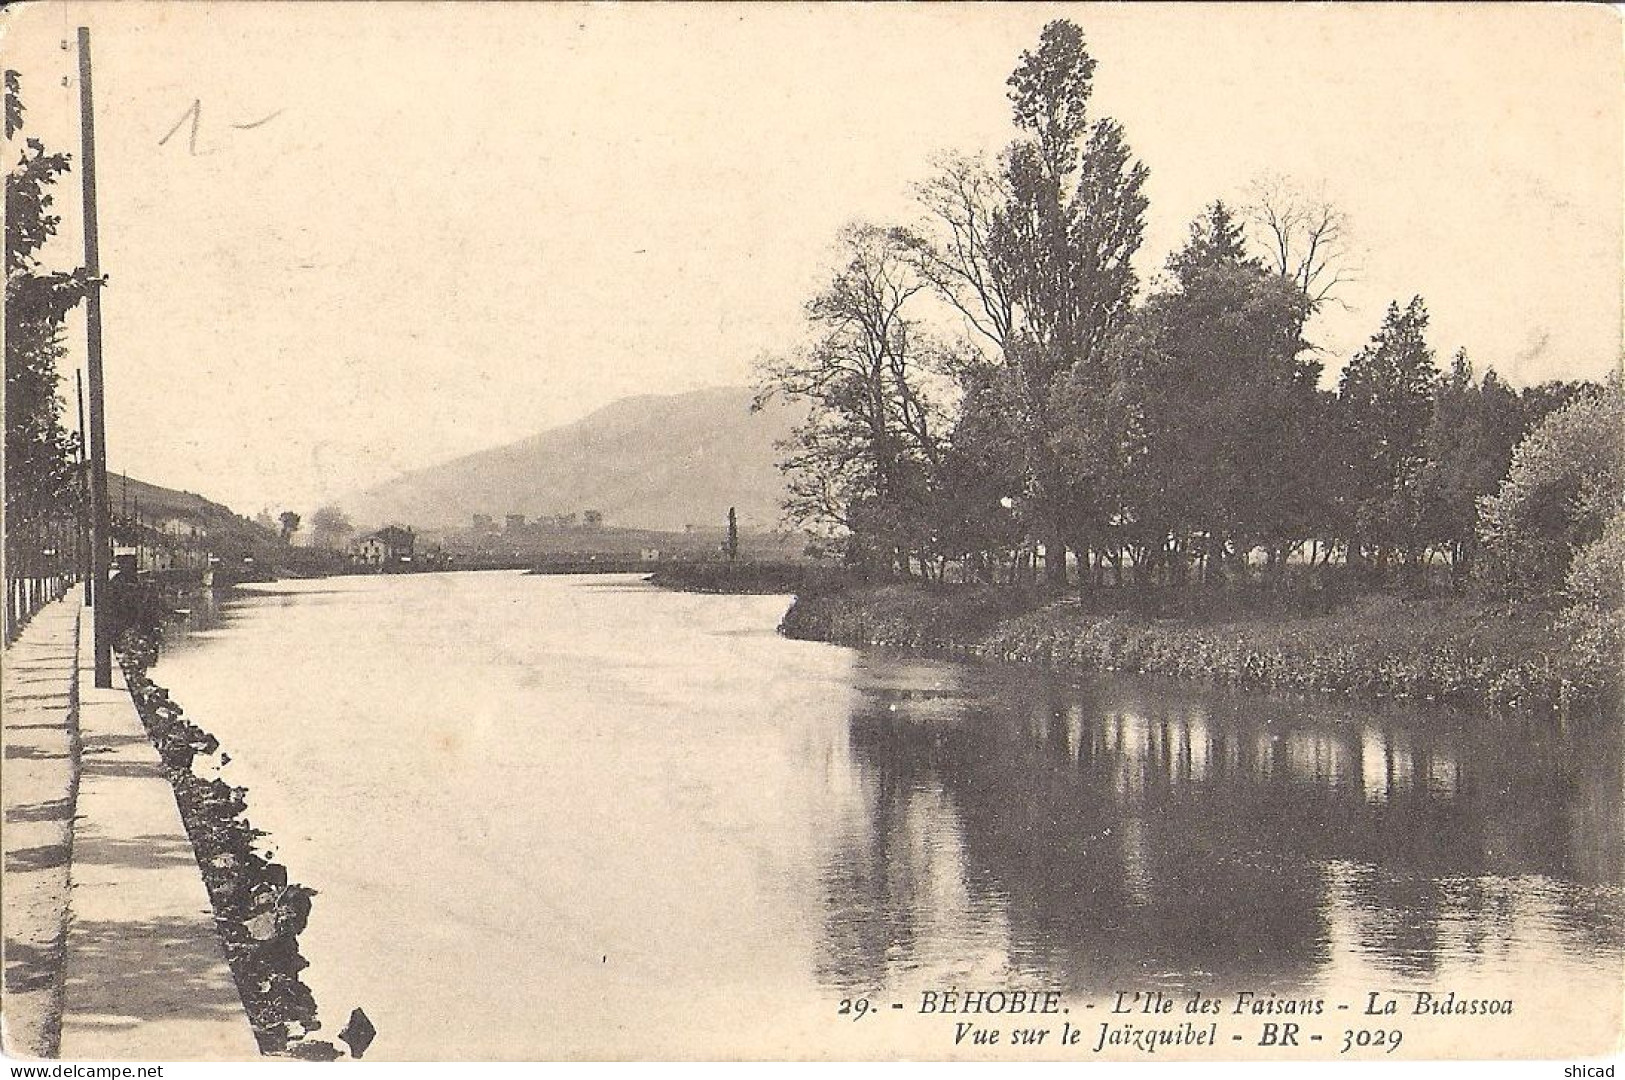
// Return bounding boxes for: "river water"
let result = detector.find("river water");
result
[151,571,1623,1060]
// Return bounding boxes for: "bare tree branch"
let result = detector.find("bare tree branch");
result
[1242,174,1360,312]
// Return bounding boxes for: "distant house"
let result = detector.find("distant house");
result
[472,513,494,533]
[351,525,415,569]
[582,509,603,529]
[505,514,527,534]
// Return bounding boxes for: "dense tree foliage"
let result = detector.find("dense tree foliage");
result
[890,22,1151,584]
[1478,382,1625,599]
[1337,297,1439,572]
[1413,351,1524,581]
[1112,205,1318,583]
[759,21,1616,602]
[6,71,93,595]
[990,24,1149,584]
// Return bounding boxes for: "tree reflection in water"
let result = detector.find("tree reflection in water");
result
[815,655,1624,999]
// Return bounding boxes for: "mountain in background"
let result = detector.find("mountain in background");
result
[339,386,800,533]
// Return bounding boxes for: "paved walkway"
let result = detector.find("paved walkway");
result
[3,597,260,1060]
[2,598,81,1058]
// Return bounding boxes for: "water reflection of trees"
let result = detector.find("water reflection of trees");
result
[816,658,1623,994]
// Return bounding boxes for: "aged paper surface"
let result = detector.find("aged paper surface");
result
[1,1,1621,1070]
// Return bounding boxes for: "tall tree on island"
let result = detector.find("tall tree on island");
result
[1109,203,1317,583]
[1337,297,1439,574]
[725,506,739,562]
[912,20,1149,585]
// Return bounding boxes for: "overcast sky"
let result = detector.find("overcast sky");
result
[4,2,1621,515]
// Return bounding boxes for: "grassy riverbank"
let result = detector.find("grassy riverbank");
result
[770,583,1615,712]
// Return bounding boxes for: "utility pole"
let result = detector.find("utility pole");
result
[76,370,91,604]
[0,63,10,642]
[79,26,113,688]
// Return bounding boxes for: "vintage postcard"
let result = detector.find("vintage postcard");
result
[2,1,1621,1071]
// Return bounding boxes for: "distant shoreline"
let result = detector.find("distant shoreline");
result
[528,560,664,576]
[642,561,841,595]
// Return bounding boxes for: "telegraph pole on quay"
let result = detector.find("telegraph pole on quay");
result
[1,62,9,640]
[78,26,113,688]
[76,370,91,605]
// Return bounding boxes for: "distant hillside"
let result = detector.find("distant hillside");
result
[108,470,278,555]
[339,386,799,533]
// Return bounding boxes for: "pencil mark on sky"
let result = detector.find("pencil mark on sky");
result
[160,101,284,154]
[231,109,285,131]
[158,98,202,155]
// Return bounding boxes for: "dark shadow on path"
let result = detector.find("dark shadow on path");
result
[5,796,73,824]
[73,832,200,871]
[64,916,247,1027]
[5,937,66,995]
[6,843,69,873]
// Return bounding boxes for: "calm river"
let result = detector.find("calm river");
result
[151,572,1623,1059]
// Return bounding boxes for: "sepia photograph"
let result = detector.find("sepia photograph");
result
[2,1,1622,1069]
